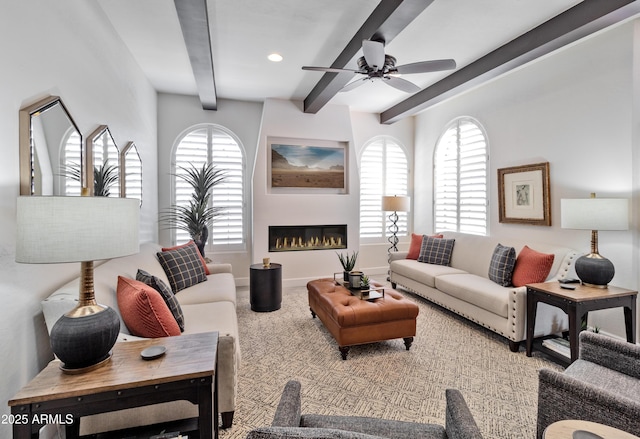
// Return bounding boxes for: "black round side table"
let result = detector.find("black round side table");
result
[249,263,282,312]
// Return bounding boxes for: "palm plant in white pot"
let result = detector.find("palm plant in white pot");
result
[160,163,227,257]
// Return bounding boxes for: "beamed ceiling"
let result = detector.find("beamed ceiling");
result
[97,0,640,123]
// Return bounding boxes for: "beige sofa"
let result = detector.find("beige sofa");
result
[41,242,240,434]
[390,232,578,352]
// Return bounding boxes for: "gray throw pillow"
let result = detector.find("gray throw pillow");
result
[417,236,455,266]
[488,243,516,287]
[136,269,185,332]
[157,244,207,293]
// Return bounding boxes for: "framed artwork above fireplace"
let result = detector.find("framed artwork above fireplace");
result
[268,136,348,194]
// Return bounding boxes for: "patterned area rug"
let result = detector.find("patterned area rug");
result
[220,284,563,439]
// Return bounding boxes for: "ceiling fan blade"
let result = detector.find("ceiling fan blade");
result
[362,39,385,71]
[395,59,457,74]
[302,66,361,74]
[340,78,368,92]
[384,76,420,93]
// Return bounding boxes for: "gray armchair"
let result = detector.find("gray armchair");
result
[537,331,640,438]
[246,380,483,439]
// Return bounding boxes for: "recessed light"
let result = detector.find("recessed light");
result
[268,53,283,62]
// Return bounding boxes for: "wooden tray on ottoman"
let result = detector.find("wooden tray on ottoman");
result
[307,278,419,360]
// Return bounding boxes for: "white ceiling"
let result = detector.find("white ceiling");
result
[97,0,591,114]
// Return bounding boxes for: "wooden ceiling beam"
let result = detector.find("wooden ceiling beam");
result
[380,0,640,124]
[175,0,217,110]
[303,0,436,114]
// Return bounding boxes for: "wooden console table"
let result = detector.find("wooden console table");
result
[8,331,219,439]
[526,282,636,363]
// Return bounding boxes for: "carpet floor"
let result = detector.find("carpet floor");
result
[220,283,563,439]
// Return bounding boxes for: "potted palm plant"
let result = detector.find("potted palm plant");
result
[160,163,227,257]
[60,160,119,197]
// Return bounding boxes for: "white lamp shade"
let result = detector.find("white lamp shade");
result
[382,195,410,212]
[561,198,629,231]
[16,196,139,263]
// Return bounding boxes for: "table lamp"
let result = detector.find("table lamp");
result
[561,193,629,288]
[16,196,139,372]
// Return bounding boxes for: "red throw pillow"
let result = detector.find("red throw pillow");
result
[512,246,555,287]
[406,233,444,260]
[162,240,210,275]
[117,276,181,338]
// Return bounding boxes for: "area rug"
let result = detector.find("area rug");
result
[220,284,563,439]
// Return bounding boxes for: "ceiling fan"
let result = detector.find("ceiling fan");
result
[302,39,456,93]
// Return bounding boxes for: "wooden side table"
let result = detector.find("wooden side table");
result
[250,262,282,312]
[544,419,640,439]
[8,331,219,439]
[526,282,637,363]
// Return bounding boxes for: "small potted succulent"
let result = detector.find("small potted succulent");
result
[337,251,358,282]
[360,274,370,290]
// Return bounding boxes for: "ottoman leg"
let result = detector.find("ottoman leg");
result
[310,308,316,318]
[403,337,414,350]
[339,346,350,360]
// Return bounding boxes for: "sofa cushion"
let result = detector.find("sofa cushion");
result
[136,269,184,332]
[407,233,443,260]
[488,244,516,287]
[157,243,208,293]
[512,245,555,287]
[391,259,467,288]
[162,240,210,275]
[418,236,455,266]
[435,273,510,317]
[175,272,237,306]
[116,276,181,338]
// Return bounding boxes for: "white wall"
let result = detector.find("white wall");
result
[0,1,157,435]
[157,94,264,283]
[414,22,637,338]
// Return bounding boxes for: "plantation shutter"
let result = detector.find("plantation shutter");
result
[62,131,82,196]
[434,118,487,235]
[359,138,409,238]
[123,146,142,203]
[174,126,245,249]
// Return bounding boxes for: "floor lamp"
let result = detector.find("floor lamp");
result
[382,195,410,279]
[16,196,139,372]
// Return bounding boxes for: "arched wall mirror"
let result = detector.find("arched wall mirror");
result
[19,95,83,196]
[86,125,120,197]
[120,142,143,206]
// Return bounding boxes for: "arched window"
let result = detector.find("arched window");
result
[173,124,245,250]
[433,117,488,235]
[359,136,409,239]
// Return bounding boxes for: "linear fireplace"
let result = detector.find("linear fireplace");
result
[269,224,347,252]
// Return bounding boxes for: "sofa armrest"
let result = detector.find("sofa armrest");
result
[206,262,232,274]
[579,331,640,379]
[537,367,640,439]
[271,380,302,427]
[444,389,483,439]
[389,251,408,262]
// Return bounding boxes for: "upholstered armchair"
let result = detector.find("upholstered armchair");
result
[246,380,483,439]
[537,331,640,438]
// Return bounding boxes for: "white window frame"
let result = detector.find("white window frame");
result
[359,135,411,242]
[433,117,489,236]
[171,123,247,252]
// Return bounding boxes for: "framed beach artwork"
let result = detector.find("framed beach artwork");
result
[268,137,347,193]
[498,162,551,226]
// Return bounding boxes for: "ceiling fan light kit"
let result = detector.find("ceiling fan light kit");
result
[302,39,456,93]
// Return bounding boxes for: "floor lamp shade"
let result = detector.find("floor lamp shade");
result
[16,196,140,372]
[561,196,629,287]
[382,195,410,213]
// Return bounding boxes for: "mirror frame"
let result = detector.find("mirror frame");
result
[19,95,82,195]
[86,125,120,197]
[120,141,143,206]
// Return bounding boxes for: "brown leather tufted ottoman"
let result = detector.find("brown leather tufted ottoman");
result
[307,278,419,359]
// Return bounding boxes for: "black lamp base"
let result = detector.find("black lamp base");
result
[575,254,615,288]
[50,306,120,373]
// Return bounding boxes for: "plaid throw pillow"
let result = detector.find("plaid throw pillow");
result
[157,244,207,293]
[136,269,185,332]
[488,244,516,287]
[417,236,455,266]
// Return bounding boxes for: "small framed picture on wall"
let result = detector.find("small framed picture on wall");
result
[498,162,551,226]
